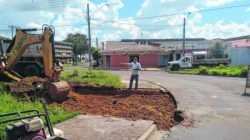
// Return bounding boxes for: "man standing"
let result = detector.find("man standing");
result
[122,57,141,90]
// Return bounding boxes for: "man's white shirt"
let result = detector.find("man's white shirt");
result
[129,62,141,75]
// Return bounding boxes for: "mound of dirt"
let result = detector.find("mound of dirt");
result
[6,76,47,93]
[59,88,177,130]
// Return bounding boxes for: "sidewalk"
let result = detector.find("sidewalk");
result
[121,80,163,89]
[55,115,155,140]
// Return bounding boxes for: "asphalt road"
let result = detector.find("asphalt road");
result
[109,70,250,140]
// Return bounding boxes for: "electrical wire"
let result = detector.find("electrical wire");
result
[91,3,250,22]
[0,0,86,15]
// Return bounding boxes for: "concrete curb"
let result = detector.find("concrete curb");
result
[138,124,157,140]
[141,80,178,108]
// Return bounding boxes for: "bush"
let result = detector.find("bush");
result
[210,69,220,76]
[198,66,208,75]
[222,71,227,76]
[216,64,226,69]
[240,66,248,77]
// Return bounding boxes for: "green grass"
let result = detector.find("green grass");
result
[63,63,74,67]
[0,83,79,138]
[170,65,248,77]
[63,61,85,67]
[60,70,123,89]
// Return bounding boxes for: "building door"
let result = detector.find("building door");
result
[106,55,110,68]
[169,54,173,61]
[176,53,181,60]
[129,55,139,62]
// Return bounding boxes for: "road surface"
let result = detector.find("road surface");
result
[110,70,250,140]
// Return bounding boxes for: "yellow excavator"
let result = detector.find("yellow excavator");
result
[0,25,70,101]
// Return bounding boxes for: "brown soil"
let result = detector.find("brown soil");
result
[6,76,47,93]
[59,88,177,130]
[5,79,178,130]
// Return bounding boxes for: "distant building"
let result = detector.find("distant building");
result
[0,36,73,64]
[101,41,164,68]
[226,35,250,65]
[121,38,218,66]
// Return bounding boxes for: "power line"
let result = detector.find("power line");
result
[0,0,73,11]
[0,1,86,15]
[91,18,182,27]
[92,3,250,22]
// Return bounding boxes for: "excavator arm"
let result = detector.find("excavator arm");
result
[5,29,41,70]
[0,26,59,81]
[0,25,70,101]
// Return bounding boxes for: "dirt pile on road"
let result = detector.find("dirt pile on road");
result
[60,87,177,130]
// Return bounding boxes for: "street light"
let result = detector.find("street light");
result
[87,3,109,69]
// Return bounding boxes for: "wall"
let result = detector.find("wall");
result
[158,55,169,67]
[105,53,159,68]
[140,54,158,67]
[231,47,250,65]
[110,55,128,68]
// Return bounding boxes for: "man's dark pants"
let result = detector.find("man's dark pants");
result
[129,75,139,89]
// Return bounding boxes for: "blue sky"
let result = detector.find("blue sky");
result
[0,0,250,44]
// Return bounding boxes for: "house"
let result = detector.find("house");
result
[101,41,164,68]
[225,35,250,65]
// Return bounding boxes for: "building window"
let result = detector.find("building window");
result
[27,46,31,53]
[36,45,40,53]
[129,55,139,62]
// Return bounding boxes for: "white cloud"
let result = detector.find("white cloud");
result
[160,0,176,4]
[186,21,250,39]
[204,0,235,7]
[132,0,250,40]
[246,7,250,12]
[0,0,248,43]
[136,0,150,16]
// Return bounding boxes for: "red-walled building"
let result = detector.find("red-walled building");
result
[101,41,164,69]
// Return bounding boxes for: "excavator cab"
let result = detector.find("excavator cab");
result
[0,25,70,101]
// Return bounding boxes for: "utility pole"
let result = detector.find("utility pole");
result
[182,17,186,57]
[8,25,18,39]
[87,3,92,69]
[96,37,98,49]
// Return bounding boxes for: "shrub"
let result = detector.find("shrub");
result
[221,70,228,76]
[240,66,248,77]
[210,69,221,76]
[216,64,226,69]
[198,66,208,75]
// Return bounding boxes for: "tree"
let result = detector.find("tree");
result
[92,47,101,66]
[210,40,226,58]
[63,33,88,56]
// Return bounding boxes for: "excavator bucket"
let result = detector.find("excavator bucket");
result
[48,81,70,102]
